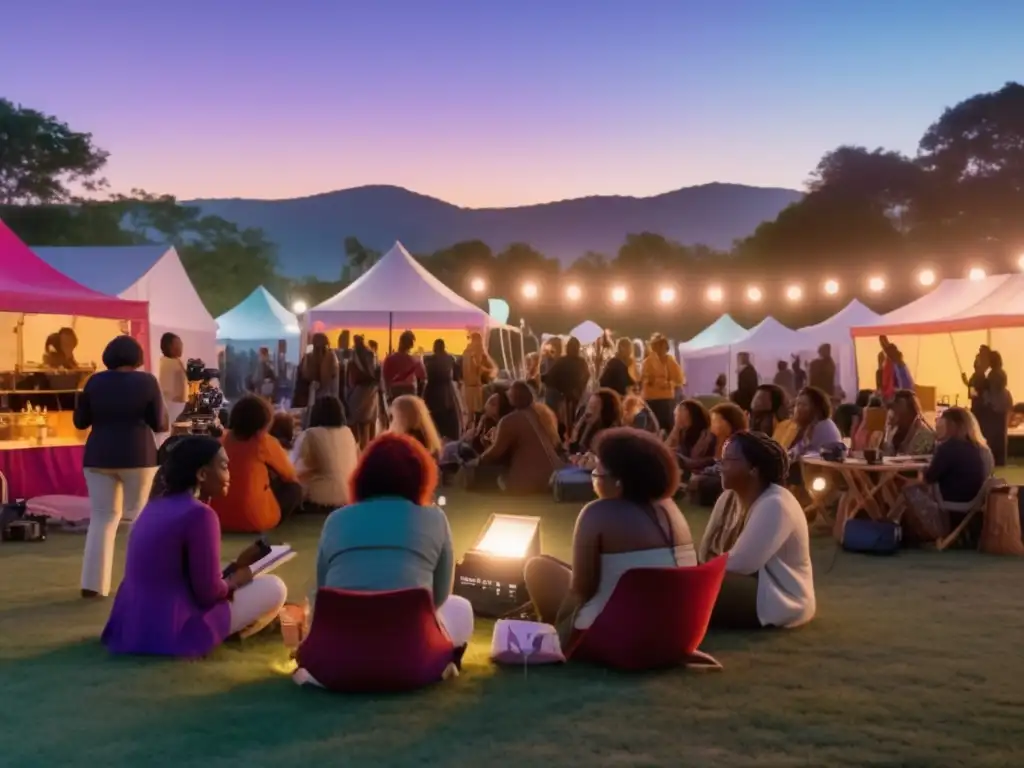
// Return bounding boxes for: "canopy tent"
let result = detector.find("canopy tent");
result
[568,320,604,345]
[678,314,747,353]
[682,316,812,396]
[35,244,215,370]
[216,286,301,363]
[799,299,880,399]
[308,241,497,355]
[0,221,150,371]
[852,273,1024,405]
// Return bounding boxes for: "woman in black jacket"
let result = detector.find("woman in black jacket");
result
[598,338,637,397]
[542,336,592,437]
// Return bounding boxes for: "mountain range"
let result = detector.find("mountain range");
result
[187,183,802,280]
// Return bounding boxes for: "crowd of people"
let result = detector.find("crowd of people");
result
[64,324,1009,680]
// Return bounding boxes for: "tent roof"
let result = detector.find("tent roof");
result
[33,245,169,296]
[685,315,803,358]
[216,286,300,341]
[679,313,747,352]
[308,241,492,330]
[0,220,148,320]
[800,299,881,342]
[851,274,1024,336]
[569,320,604,344]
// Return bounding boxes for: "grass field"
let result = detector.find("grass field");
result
[2,484,1024,767]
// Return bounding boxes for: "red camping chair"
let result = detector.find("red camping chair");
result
[295,587,457,693]
[567,556,728,671]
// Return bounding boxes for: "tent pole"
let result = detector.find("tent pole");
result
[388,312,394,354]
[518,322,526,378]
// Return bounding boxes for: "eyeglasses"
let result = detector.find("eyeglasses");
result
[590,470,609,479]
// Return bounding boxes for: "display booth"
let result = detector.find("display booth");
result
[852,274,1024,406]
[0,221,150,498]
[798,300,880,400]
[216,286,301,399]
[35,245,217,370]
[307,242,520,372]
[681,316,812,396]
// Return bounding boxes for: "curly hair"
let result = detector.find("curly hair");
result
[102,335,145,370]
[351,432,438,506]
[797,386,833,421]
[710,401,748,434]
[228,394,273,441]
[594,427,680,502]
[726,430,790,487]
[755,384,789,417]
[592,387,624,429]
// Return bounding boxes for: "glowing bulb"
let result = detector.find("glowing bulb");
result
[610,286,628,304]
[706,285,724,303]
[565,284,582,301]
[437,495,446,507]
[746,286,763,303]
[823,279,839,296]
[521,282,538,299]
[469,277,486,294]
[291,300,308,314]
[658,286,677,305]
[786,284,803,302]
[918,269,936,287]
[1018,254,1024,271]
[811,477,827,493]
[868,276,886,293]
[968,267,986,281]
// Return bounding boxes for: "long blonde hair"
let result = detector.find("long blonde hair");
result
[940,406,987,447]
[390,395,443,456]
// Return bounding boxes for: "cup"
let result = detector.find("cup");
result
[863,448,881,465]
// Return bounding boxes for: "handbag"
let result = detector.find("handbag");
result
[980,486,1024,556]
[841,517,902,555]
[490,619,565,666]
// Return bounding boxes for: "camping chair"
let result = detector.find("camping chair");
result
[935,477,999,551]
[294,587,457,693]
[567,557,727,672]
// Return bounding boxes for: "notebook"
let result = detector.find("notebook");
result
[250,544,296,576]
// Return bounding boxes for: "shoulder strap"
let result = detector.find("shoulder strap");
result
[523,409,562,470]
[642,501,676,550]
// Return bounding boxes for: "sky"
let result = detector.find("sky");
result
[3,0,1023,208]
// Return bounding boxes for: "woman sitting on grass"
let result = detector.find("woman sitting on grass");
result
[389,394,443,461]
[294,395,359,514]
[688,402,748,506]
[569,387,624,456]
[667,399,716,477]
[523,427,696,648]
[622,394,660,435]
[314,433,473,648]
[102,436,288,658]
[708,431,815,630]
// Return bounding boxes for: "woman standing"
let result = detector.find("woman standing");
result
[641,333,684,432]
[542,336,591,436]
[424,339,462,441]
[598,338,637,397]
[293,333,339,410]
[383,330,427,401]
[982,350,1010,466]
[461,332,496,424]
[345,335,380,450]
[74,336,167,598]
[157,332,188,443]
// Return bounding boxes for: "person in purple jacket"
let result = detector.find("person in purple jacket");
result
[102,436,287,658]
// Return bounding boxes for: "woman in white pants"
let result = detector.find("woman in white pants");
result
[74,336,167,597]
[102,435,288,657]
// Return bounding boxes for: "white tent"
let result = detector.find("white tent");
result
[35,245,217,368]
[799,299,880,399]
[678,314,747,353]
[682,316,812,395]
[216,286,301,363]
[569,320,604,345]
[852,273,1024,404]
[308,241,495,354]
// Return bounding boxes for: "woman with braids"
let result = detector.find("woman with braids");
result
[705,431,815,630]
[524,427,696,648]
[293,333,340,410]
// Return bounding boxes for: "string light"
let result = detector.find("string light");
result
[565,284,581,301]
[746,286,763,303]
[917,269,936,287]
[469,277,486,294]
[610,286,628,304]
[521,282,538,300]
[823,279,839,296]
[968,267,986,281]
[867,276,886,293]
[706,285,724,304]
[657,286,677,305]
[785,284,803,302]
[291,300,308,314]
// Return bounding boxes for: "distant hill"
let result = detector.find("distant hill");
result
[187,183,802,280]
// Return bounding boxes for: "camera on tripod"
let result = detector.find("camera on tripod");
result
[181,358,225,433]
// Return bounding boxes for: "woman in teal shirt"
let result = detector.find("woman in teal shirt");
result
[315,432,474,647]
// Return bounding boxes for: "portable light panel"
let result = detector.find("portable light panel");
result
[454,514,541,618]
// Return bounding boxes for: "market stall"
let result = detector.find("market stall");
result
[216,286,301,397]
[798,299,880,399]
[0,221,150,498]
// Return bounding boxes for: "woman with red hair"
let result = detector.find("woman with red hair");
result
[313,433,474,647]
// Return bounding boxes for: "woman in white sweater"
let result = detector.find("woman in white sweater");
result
[292,395,359,513]
[709,430,815,630]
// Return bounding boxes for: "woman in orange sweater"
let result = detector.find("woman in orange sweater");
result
[641,333,684,434]
[212,395,301,533]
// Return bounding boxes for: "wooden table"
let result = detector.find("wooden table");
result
[800,455,931,525]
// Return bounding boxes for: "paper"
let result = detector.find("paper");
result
[251,544,296,576]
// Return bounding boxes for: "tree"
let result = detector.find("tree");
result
[567,250,610,276]
[808,145,922,225]
[343,236,380,278]
[612,232,683,273]
[0,99,109,204]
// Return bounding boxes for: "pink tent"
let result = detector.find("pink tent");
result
[0,219,151,365]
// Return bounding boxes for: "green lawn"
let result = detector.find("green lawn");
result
[1,485,1023,767]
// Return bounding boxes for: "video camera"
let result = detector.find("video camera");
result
[181,358,225,432]
[0,499,47,542]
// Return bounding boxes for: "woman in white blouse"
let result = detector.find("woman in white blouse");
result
[157,333,188,445]
[292,395,359,513]
[708,430,815,630]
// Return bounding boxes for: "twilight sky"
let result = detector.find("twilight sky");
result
[3,1,1022,207]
